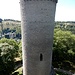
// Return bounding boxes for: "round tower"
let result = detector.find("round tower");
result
[20,0,58,75]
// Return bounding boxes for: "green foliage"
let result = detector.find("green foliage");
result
[56,72,68,75]
[16,27,21,34]
[12,67,23,75]
[0,38,19,57]
[0,38,19,75]
[18,42,22,59]
[53,29,75,69]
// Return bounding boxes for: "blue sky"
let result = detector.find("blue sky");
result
[55,0,75,21]
[0,0,75,21]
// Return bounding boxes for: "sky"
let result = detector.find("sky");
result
[55,0,75,21]
[0,0,75,21]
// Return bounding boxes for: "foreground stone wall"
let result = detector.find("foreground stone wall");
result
[20,0,57,75]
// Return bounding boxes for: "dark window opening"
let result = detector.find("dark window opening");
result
[40,54,43,61]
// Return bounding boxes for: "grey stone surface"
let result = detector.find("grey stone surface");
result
[20,0,57,75]
[50,66,56,75]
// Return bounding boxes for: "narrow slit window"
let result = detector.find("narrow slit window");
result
[40,54,43,61]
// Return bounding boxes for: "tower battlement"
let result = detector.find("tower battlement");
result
[24,0,58,3]
[20,0,57,75]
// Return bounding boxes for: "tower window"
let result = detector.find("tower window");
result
[40,54,43,61]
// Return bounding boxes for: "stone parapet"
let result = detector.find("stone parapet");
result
[24,0,58,3]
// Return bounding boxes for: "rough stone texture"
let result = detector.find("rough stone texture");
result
[20,0,57,75]
[50,66,56,75]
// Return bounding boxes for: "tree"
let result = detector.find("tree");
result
[53,29,75,68]
[18,42,22,59]
[0,38,19,75]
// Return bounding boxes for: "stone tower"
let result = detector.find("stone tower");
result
[20,0,58,75]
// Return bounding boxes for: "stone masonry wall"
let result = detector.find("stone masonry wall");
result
[20,0,57,75]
